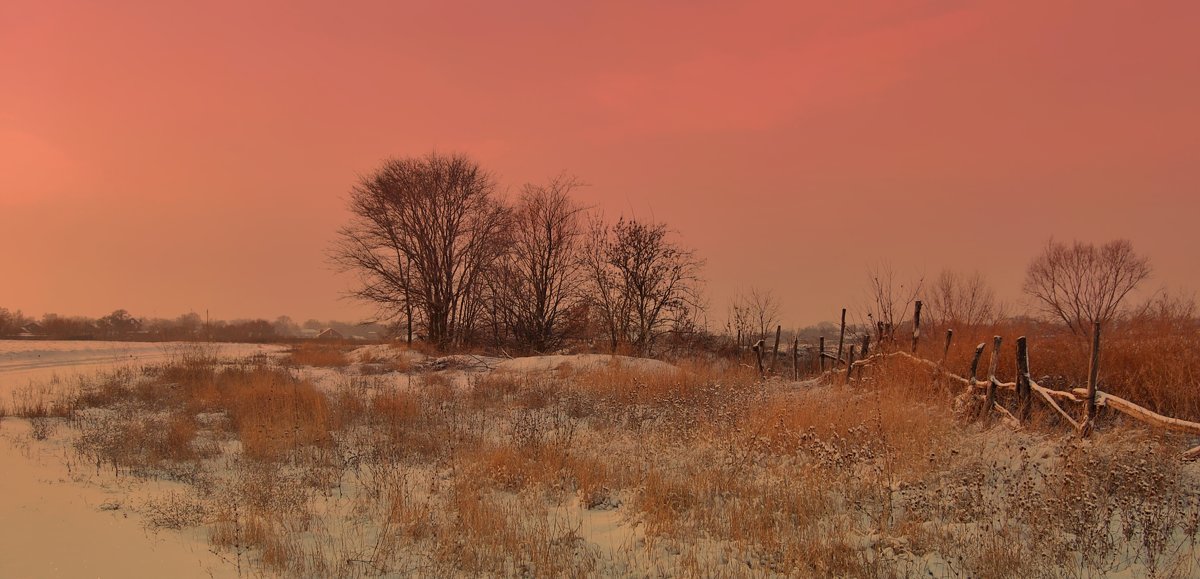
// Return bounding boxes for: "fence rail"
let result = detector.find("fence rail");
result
[754,304,1200,460]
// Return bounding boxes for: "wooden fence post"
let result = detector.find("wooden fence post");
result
[752,339,765,377]
[836,309,847,369]
[845,345,857,385]
[911,300,923,353]
[1016,336,1031,423]
[819,336,826,372]
[770,325,782,374]
[968,342,985,390]
[1082,322,1102,437]
[982,336,1002,420]
[934,329,955,389]
[941,329,954,365]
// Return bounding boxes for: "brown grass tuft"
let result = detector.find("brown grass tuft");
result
[284,343,350,368]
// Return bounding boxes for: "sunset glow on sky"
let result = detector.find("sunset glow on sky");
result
[2,1,1198,326]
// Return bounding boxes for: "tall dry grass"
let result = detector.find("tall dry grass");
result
[284,342,351,368]
[42,343,1200,577]
[913,314,1200,422]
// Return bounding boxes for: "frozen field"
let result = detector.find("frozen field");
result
[0,340,285,400]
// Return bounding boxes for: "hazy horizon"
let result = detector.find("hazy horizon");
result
[3,1,1198,328]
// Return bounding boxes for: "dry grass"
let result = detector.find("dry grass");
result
[44,344,1200,577]
[919,315,1200,422]
[218,367,333,461]
[284,343,351,367]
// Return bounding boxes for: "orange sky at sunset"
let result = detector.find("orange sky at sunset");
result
[2,1,1198,327]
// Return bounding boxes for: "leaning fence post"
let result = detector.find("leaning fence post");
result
[941,329,954,365]
[1082,322,1102,437]
[911,300,923,353]
[819,336,826,372]
[934,329,955,389]
[845,345,857,385]
[1016,336,1032,423]
[752,339,765,377]
[981,336,1002,420]
[968,342,985,388]
[770,325,782,374]
[836,308,847,369]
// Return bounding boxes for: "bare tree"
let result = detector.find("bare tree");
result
[1023,239,1152,334]
[927,269,1001,329]
[331,152,511,348]
[583,216,704,355]
[492,174,587,352]
[863,261,923,343]
[726,293,753,348]
[746,287,781,342]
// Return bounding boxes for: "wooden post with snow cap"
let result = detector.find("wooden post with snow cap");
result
[967,342,986,394]
[770,325,782,374]
[911,300,923,354]
[964,341,984,413]
[1082,322,1102,437]
[845,345,857,385]
[836,308,847,369]
[818,336,826,372]
[1016,336,1032,423]
[982,336,1002,420]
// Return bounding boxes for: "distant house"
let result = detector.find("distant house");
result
[19,322,44,337]
[317,328,344,340]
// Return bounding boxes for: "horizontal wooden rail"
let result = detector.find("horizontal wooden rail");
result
[846,348,1200,458]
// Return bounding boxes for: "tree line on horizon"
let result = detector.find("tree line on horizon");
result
[2,149,1189,352]
[0,309,389,343]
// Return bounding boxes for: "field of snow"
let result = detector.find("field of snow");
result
[0,340,285,400]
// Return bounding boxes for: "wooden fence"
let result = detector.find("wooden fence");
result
[750,303,1200,460]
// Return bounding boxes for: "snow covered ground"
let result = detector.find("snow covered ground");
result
[0,340,284,400]
[0,340,282,579]
[0,420,236,578]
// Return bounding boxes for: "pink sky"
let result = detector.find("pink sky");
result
[2,0,1198,327]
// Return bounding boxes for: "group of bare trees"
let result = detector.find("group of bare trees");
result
[334,153,1167,356]
[332,152,704,354]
